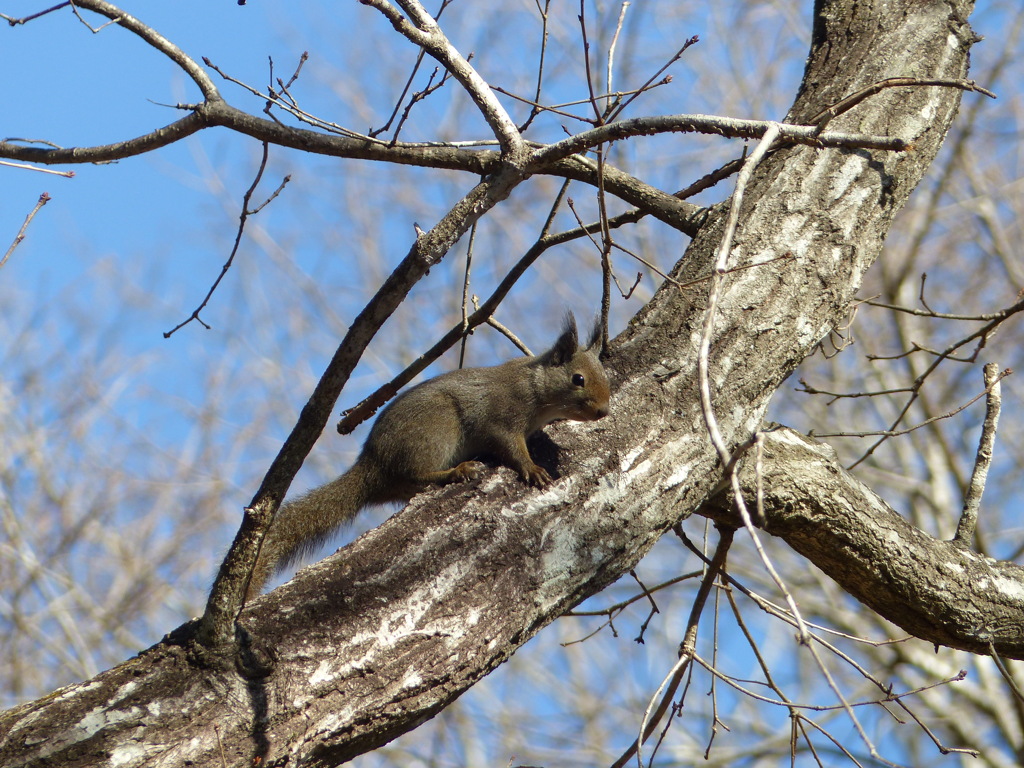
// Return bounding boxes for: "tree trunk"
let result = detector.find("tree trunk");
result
[0,0,991,766]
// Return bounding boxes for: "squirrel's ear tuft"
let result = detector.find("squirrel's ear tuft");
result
[587,316,602,351]
[550,312,579,365]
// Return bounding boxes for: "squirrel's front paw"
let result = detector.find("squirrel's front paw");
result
[522,464,553,487]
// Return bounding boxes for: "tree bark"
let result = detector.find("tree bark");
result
[0,1,993,766]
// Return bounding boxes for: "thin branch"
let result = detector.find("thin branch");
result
[808,77,996,128]
[369,0,453,137]
[687,652,968,715]
[798,380,914,400]
[918,272,934,313]
[989,643,1024,705]
[562,572,701,645]
[954,362,1002,545]
[529,114,912,170]
[471,297,533,355]
[0,112,903,238]
[577,0,601,124]
[865,299,1016,321]
[69,0,120,33]
[206,57,387,144]
[698,123,781,464]
[390,64,455,145]
[627,569,659,645]
[845,309,1018,467]
[496,82,674,125]
[796,294,1024,465]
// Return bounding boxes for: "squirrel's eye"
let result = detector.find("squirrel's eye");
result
[572,373,585,387]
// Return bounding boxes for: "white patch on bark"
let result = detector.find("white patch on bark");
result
[991,576,1024,604]
[400,670,423,689]
[109,743,148,766]
[310,659,334,685]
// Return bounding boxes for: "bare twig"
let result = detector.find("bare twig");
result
[390,65,455,145]
[529,114,912,170]
[865,299,1016,321]
[988,642,1024,705]
[515,0,552,132]
[360,0,525,157]
[69,0,120,33]
[496,83,674,125]
[698,123,781,463]
[797,294,1024,466]
[687,653,968,714]
[810,368,1011,439]
[1,193,51,269]
[369,0,453,138]
[562,572,700,646]
[845,305,1018,466]
[606,35,699,123]
[71,0,220,99]
[628,569,659,644]
[470,297,533,356]
[605,2,630,115]
[1,2,71,25]
[0,160,74,177]
[492,86,593,124]
[577,0,602,124]
[164,143,290,337]
[918,272,934,313]
[608,527,734,768]
[206,57,387,144]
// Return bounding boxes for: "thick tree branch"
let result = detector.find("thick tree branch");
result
[698,427,1024,658]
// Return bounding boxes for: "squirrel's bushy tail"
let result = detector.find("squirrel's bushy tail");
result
[247,460,374,599]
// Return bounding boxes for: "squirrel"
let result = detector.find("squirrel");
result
[247,313,611,598]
